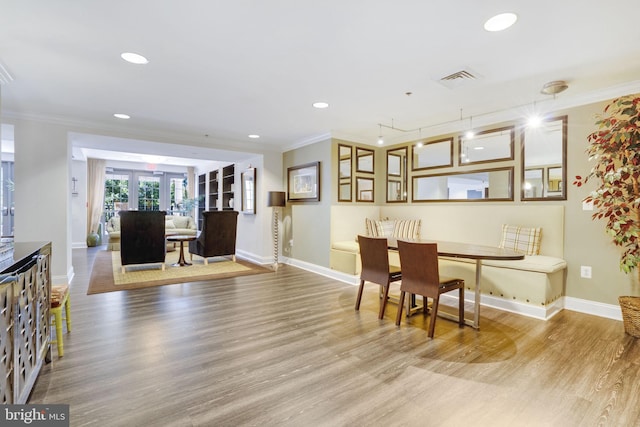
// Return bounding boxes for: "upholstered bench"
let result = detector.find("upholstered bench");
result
[329,205,568,320]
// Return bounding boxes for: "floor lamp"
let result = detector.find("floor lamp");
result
[267,191,286,271]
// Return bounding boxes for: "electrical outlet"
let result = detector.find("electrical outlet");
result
[580,265,592,279]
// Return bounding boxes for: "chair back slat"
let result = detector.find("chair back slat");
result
[397,240,440,298]
[358,235,391,285]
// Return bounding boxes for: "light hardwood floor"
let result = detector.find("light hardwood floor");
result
[29,247,640,426]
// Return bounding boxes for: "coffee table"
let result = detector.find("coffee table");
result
[166,235,197,267]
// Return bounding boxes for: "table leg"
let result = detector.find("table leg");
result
[437,259,481,329]
[173,241,192,267]
[472,259,482,329]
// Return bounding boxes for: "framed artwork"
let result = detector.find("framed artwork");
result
[287,161,320,202]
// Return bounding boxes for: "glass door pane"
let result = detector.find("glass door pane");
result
[104,173,130,220]
[138,175,161,211]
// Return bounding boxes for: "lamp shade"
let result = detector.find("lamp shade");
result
[267,191,286,207]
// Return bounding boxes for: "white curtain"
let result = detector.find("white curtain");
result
[187,166,196,218]
[87,158,106,234]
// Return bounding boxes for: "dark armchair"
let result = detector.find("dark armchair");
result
[119,210,167,273]
[189,210,238,264]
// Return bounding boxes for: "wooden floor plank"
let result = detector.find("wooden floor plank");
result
[28,247,640,426]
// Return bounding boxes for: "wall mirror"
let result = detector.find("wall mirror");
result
[522,115,567,200]
[338,144,352,201]
[356,147,374,173]
[523,168,544,198]
[241,167,256,214]
[356,177,374,202]
[412,138,453,170]
[412,167,513,201]
[386,147,407,202]
[459,126,514,165]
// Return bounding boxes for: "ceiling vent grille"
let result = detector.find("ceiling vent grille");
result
[441,70,477,81]
[437,68,480,89]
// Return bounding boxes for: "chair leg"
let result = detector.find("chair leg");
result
[428,294,440,338]
[379,283,390,319]
[65,295,72,332]
[395,291,406,326]
[54,308,64,357]
[355,279,365,311]
[458,286,465,328]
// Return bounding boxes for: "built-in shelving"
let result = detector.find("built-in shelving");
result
[197,173,206,229]
[208,170,219,211]
[221,164,235,210]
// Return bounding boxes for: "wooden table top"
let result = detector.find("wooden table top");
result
[387,238,525,261]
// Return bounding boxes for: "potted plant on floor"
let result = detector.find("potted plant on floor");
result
[574,93,640,337]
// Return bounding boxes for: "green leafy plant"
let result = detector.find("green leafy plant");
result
[573,93,640,277]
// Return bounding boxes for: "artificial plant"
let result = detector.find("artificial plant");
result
[573,93,640,278]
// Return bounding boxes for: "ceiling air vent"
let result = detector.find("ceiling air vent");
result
[437,68,480,89]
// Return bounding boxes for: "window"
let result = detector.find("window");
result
[137,175,160,211]
[104,170,191,222]
[104,172,130,221]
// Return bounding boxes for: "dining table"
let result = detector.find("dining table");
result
[387,238,524,329]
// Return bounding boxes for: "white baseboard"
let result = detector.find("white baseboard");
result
[263,258,625,322]
[285,257,360,285]
[53,265,75,287]
[235,249,272,266]
[563,296,622,321]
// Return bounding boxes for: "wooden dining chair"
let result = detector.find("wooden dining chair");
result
[356,235,402,319]
[395,240,465,338]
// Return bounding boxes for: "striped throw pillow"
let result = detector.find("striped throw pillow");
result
[375,220,396,238]
[365,218,378,237]
[498,224,541,255]
[393,219,421,239]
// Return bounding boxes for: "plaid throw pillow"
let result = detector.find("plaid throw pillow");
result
[498,224,542,255]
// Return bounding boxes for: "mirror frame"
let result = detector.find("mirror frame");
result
[356,177,375,202]
[411,137,454,171]
[521,115,568,201]
[240,167,256,214]
[459,125,515,166]
[356,147,375,174]
[411,167,514,202]
[338,144,352,202]
[386,146,408,203]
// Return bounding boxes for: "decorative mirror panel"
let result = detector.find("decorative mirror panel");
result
[241,167,256,214]
[356,147,374,174]
[523,168,544,199]
[356,177,374,202]
[412,167,513,201]
[412,138,453,170]
[338,144,352,201]
[459,126,515,165]
[522,115,567,200]
[386,146,408,202]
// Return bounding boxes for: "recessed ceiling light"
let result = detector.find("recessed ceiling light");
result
[312,102,329,109]
[248,134,260,139]
[114,113,130,119]
[121,52,149,65]
[484,13,518,32]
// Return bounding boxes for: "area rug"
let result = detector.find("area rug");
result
[87,250,271,294]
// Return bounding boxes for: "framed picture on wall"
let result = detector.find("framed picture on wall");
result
[287,161,320,202]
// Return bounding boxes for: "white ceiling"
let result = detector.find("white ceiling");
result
[1,1,640,165]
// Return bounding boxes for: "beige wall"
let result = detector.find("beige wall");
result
[309,96,640,306]
[283,138,332,267]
